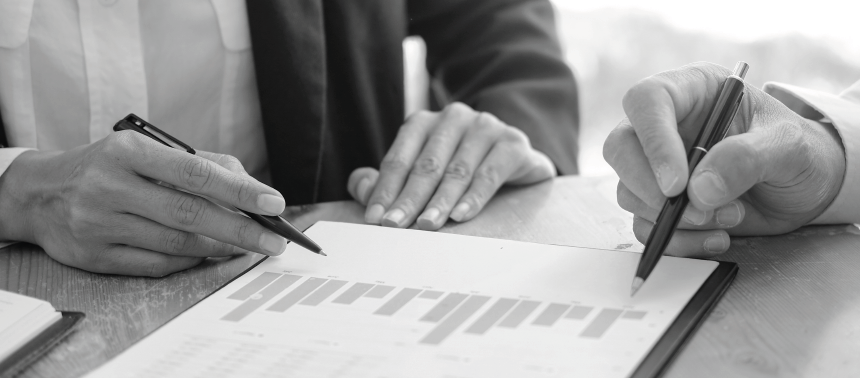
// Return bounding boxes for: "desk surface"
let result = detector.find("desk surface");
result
[3,175,860,378]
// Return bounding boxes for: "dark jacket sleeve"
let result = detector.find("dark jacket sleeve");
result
[408,0,579,174]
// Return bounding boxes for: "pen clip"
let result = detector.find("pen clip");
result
[113,114,196,155]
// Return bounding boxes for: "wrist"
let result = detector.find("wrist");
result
[808,118,847,219]
[0,150,63,243]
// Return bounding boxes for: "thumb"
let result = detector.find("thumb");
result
[687,131,772,210]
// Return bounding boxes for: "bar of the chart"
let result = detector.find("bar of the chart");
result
[464,298,518,335]
[532,303,571,326]
[621,310,647,320]
[227,272,281,300]
[221,274,301,322]
[580,308,624,338]
[374,288,422,316]
[497,300,540,328]
[332,283,375,304]
[299,280,348,306]
[418,290,443,299]
[420,293,468,322]
[267,277,328,312]
[364,285,396,298]
[420,295,491,345]
[565,305,593,320]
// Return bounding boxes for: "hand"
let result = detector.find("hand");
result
[0,132,289,276]
[347,102,556,230]
[603,62,845,257]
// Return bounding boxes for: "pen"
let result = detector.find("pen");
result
[113,114,325,256]
[631,62,748,296]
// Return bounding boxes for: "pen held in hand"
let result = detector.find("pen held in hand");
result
[112,114,325,257]
[631,62,748,296]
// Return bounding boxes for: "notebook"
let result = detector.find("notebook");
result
[0,290,84,377]
[86,221,736,378]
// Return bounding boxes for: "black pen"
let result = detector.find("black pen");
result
[631,62,748,296]
[113,114,325,256]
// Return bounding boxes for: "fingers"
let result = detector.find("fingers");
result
[83,245,205,277]
[348,168,379,206]
[616,182,746,230]
[632,216,731,258]
[448,137,525,223]
[124,178,288,256]
[110,214,247,257]
[117,133,285,216]
[414,116,499,230]
[364,110,438,224]
[621,76,689,197]
[378,111,474,228]
[604,118,668,209]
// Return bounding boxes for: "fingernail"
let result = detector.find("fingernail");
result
[681,206,709,226]
[257,194,286,215]
[356,178,371,203]
[417,208,441,229]
[689,171,726,207]
[654,163,679,194]
[382,209,406,227]
[259,232,287,255]
[450,203,471,222]
[365,204,385,224]
[703,234,727,254]
[716,201,743,227]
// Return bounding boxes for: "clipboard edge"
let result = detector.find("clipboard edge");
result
[0,311,85,378]
[630,261,739,378]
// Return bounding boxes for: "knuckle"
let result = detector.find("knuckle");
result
[501,126,529,145]
[176,158,214,191]
[380,154,411,173]
[160,229,194,254]
[168,195,208,227]
[373,187,398,204]
[406,109,435,123]
[443,102,471,116]
[475,164,500,187]
[444,160,472,181]
[233,220,254,247]
[228,177,255,204]
[412,156,443,177]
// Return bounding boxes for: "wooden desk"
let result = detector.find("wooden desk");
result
[2,175,860,378]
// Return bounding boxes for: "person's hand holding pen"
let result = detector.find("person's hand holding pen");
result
[346,102,557,231]
[604,62,846,257]
[0,132,289,276]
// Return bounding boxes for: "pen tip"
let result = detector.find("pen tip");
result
[319,250,327,257]
[630,277,644,297]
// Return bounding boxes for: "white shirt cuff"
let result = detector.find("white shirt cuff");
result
[0,147,33,248]
[763,81,860,225]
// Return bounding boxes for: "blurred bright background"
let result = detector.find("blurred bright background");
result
[404,0,860,176]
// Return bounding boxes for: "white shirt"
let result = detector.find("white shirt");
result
[0,0,270,184]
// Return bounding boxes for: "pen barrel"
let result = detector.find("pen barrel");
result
[689,76,746,158]
[637,193,689,279]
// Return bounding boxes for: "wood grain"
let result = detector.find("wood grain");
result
[2,175,859,377]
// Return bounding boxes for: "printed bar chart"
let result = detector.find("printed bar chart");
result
[532,303,572,326]
[332,283,374,304]
[464,298,519,335]
[374,288,423,316]
[420,295,491,345]
[221,272,648,345]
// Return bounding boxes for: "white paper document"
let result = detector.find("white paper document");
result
[87,221,718,378]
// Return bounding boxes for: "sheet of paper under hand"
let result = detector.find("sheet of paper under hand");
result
[86,221,717,378]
